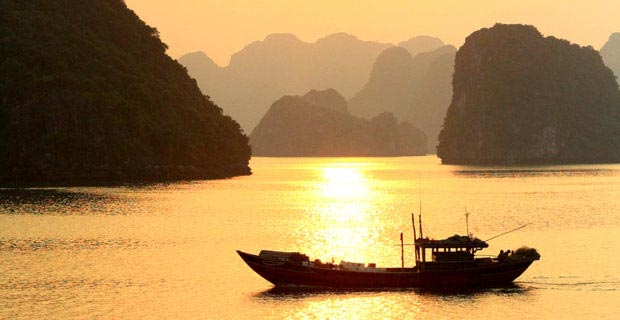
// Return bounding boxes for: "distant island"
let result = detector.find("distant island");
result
[601,32,620,85]
[179,33,391,132]
[349,45,455,151]
[438,24,620,165]
[250,89,427,156]
[178,34,450,134]
[0,0,251,184]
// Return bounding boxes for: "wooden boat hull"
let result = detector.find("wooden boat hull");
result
[237,250,535,289]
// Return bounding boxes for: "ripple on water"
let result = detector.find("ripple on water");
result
[0,237,177,252]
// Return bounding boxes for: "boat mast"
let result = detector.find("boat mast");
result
[418,212,423,239]
[412,213,418,263]
[412,213,417,240]
[417,186,425,265]
[418,212,425,264]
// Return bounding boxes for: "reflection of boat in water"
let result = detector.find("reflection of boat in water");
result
[237,213,540,289]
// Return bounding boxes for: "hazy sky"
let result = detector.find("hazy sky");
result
[125,0,619,66]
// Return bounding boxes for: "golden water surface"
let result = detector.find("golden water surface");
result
[0,156,619,319]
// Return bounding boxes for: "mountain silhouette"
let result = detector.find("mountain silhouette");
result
[177,51,222,95]
[438,24,620,164]
[349,45,456,151]
[301,89,349,114]
[250,89,427,156]
[179,33,391,131]
[348,47,417,122]
[601,32,620,85]
[0,0,251,184]
[179,33,450,133]
[398,36,445,57]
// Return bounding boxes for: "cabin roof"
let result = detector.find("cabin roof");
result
[415,235,488,249]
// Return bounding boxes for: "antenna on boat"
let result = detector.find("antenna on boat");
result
[465,206,470,239]
[419,189,422,223]
[485,223,531,242]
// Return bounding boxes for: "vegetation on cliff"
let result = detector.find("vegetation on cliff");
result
[250,89,427,156]
[438,24,620,164]
[0,0,251,184]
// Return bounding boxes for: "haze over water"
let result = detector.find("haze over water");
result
[1,156,618,319]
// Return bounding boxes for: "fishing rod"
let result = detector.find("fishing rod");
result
[394,222,531,246]
[484,223,531,242]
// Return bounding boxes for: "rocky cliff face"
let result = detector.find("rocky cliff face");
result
[438,24,620,164]
[601,32,620,85]
[0,0,251,184]
[250,89,426,156]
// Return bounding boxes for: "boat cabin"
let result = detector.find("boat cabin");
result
[414,235,488,271]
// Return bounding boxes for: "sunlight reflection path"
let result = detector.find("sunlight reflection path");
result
[290,294,421,320]
[296,161,395,265]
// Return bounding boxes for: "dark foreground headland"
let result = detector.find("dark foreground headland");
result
[438,24,620,165]
[0,0,251,185]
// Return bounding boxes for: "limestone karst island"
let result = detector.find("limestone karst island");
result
[250,89,427,156]
[0,1,251,184]
[438,24,620,165]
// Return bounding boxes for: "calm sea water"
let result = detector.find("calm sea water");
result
[1,156,619,319]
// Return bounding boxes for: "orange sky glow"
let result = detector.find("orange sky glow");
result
[124,0,619,66]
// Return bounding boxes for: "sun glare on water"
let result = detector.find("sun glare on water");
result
[298,161,395,265]
[319,166,369,199]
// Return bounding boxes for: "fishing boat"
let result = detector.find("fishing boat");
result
[237,213,540,289]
